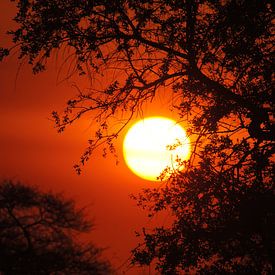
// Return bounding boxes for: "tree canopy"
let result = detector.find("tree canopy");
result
[1,0,274,273]
[0,180,111,274]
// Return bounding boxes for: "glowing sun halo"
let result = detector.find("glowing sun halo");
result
[123,117,190,181]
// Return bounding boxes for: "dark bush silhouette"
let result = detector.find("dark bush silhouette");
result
[1,0,274,273]
[0,179,112,274]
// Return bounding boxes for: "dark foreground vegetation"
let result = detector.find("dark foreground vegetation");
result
[0,180,111,274]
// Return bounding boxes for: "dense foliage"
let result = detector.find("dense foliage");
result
[1,0,274,273]
[0,180,111,274]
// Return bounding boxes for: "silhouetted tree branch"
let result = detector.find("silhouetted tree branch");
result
[1,0,273,172]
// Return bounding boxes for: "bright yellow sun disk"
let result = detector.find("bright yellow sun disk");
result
[123,117,190,181]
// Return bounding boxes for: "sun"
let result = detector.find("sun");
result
[123,117,190,181]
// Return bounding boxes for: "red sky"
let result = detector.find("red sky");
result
[0,1,180,273]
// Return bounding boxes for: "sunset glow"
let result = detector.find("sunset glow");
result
[123,117,190,181]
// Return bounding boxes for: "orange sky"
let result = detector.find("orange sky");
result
[0,1,182,273]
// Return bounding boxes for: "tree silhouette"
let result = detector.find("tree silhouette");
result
[1,0,274,273]
[0,180,112,274]
[131,152,274,273]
